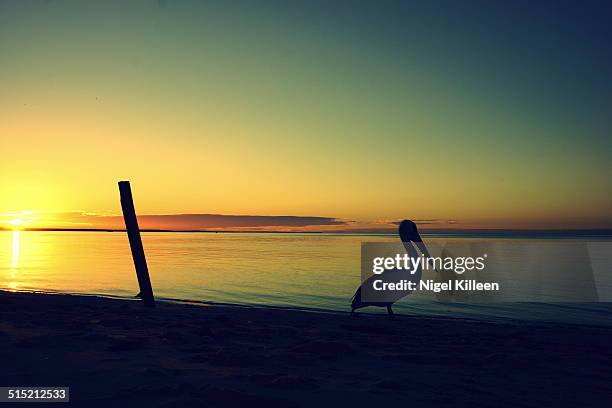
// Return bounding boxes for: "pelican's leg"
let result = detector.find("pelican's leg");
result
[387,305,396,320]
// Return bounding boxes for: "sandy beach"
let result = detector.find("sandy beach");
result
[1,290,610,407]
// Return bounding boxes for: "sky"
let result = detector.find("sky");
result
[1,0,611,231]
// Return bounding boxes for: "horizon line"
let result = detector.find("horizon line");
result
[3,227,612,237]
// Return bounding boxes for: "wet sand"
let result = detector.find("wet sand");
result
[1,290,611,407]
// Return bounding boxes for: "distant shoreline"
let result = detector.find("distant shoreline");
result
[2,227,612,238]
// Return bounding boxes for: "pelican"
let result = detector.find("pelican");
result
[351,219,433,319]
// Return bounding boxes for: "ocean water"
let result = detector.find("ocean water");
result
[1,231,611,326]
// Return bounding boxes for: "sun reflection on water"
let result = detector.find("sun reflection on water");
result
[11,230,20,268]
[6,230,21,290]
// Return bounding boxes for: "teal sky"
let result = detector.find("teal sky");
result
[1,0,610,229]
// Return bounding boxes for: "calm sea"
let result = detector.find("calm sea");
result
[1,231,611,326]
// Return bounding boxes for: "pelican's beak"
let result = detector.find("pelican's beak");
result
[414,240,440,273]
[415,240,431,258]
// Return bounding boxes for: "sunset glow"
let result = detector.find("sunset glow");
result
[8,219,23,228]
[0,1,610,231]
[1,2,611,405]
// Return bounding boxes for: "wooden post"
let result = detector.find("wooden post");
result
[118,181,155,307]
